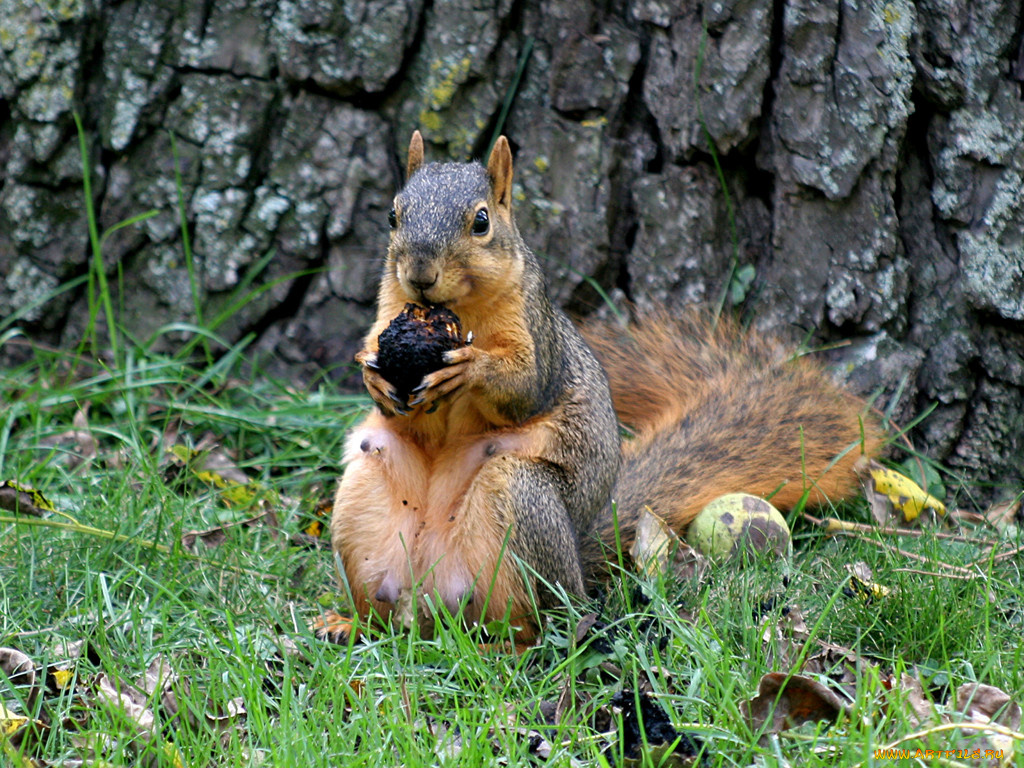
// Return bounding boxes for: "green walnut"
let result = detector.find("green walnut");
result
[686,493,792,562]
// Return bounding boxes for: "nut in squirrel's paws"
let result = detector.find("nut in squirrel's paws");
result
[375,303,466,404]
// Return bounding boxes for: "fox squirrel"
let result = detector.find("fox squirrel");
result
[327,131,883,642]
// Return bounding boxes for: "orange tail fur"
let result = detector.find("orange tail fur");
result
[581,310,883,565]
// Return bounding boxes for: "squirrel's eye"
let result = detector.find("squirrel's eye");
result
[471,208,489,236]
[387,208,397,229]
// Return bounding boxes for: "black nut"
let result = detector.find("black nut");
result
[375,304,464,402]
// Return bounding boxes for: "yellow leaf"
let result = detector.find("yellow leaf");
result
[0,707,26,737]
[302,498,333,538]
[50,667,74,689]
[0,480,57,516]
[868,462,946,521]
[171,445,274,508]
[845,561,892,602]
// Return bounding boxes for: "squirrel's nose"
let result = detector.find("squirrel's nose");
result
[405,262,439,292]
[408,273,437,292]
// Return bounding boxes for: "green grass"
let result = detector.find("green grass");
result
[3,129,1024,766]
[2,338,1023,767]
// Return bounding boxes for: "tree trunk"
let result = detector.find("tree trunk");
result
[1,0,1022,502]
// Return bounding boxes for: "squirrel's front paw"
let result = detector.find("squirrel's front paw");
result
[357,350,411,416]
[407,345,479,412]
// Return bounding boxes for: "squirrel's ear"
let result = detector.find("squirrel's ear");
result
[487,136,513,209]
[407,131,425,178]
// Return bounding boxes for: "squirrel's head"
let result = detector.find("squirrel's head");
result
[385,131,525,309]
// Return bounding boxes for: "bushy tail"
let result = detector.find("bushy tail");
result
[580,310,884,565]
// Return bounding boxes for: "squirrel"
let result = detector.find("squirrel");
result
[326,131,883,643]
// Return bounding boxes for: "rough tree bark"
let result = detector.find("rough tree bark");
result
[1,0,1022,502]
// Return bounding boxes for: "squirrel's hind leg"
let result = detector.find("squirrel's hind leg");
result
[330,416,429,628]
[432,456,587,641]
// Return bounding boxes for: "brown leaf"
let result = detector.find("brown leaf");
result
[188,434,251,486]
[205,696,246,726]
[71,407,97,461]
[984,499,1023,531]
[141,655,180,724]
[575,613,600,644]
[0,647,39,709]
[0,482,55,517]
[801,647,860,690]
[81,669,186,767]
[0,700,48,756]
[630,505,708,582]
[37,405,97,469]
[51,638,100,666]
[92,672,156,739]
[887,673,942,729]
[0,647,35,681]
[955,683,1022,730]
[165,437,282,512]
[554,676,579,727]
[937,684,1021,766]
[667,540,709,582]
[422,717,463,759]
[180,509,280,551]
[630,506,678,577]
[781,606,808,639]
[762,605,809,670]
[741,672,847,736]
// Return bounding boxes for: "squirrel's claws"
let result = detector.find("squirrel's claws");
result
[387,392,410,413]
[408,382,429,405]
[356,349,380,370]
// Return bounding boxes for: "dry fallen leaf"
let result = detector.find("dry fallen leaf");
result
[180,509,280,551]
[945,683,1021,766]
[166,437,281,510]
[92,672,157,740]
[984,499,1023,534]
[761,605,809,670]
[631,506,678,577]
[886,673,943,730]
[843,561,892,602]
[630,506,708,582]
[37,405,98,470]
[0,647,39,711]
[0,701,48,761]
[801,646,860,691]
[857,459,945,526]
[0,482,56,517]
[0,639,263,766]
[955,683,1022,731]
[741,672,848,737]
